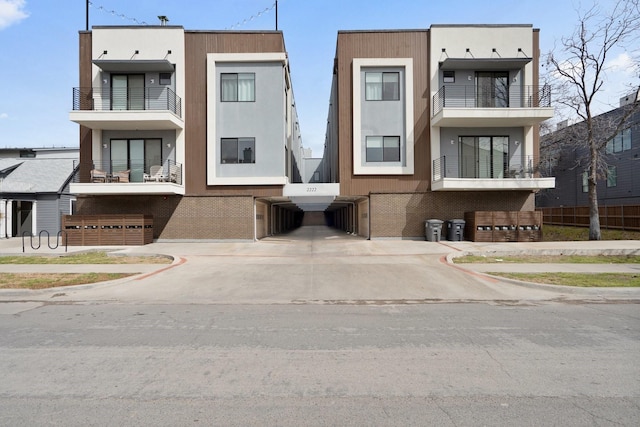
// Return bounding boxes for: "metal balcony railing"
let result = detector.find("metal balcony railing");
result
[432,85,551,116]
[72,87,182,118]
[432,155,536,181]
[72,159,182,185]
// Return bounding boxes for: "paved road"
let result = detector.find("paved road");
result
[0,302,638,426]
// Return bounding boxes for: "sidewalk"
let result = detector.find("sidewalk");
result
[0,228,638,304]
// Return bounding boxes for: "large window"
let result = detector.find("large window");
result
[365,72,399,101]
[221,73,255,102]
[607,165,617,187]
[111,74,145,110]
[366,136,401,162]
[110,139,162,182]
[221,138,255,164]
[606,128,632,153]
[476,72,509,108]
[459,136,508,178]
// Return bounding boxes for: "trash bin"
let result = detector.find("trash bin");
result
[446,219,465,241]
[425,219,444,242]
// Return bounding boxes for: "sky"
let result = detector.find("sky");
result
[0,0,638,156]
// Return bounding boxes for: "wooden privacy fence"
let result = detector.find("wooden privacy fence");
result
[63,215,153,245]
[538,205,640,231]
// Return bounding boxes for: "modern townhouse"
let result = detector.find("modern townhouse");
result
[69,23,554,242]
[324,25,555,239]
[70,26,305,240]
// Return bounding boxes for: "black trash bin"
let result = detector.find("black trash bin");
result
[446,219,465,241]
[425,219,444,242]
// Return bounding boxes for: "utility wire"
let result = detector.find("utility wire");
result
[88,1,279,29]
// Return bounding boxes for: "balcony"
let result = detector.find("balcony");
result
[69,159,185,196]
[69,87,184,130]
[431,85,553,127]
[431,155,555,191]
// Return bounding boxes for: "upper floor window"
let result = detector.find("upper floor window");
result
[365,72,399,101]
[159,73,172,85]
[221,73,255,102]
[221,137,255,164]
[443,70,455,83]
[366,136,401,162]
[606,127,632,153]
[582,171,589,193]
[606,165,617,187]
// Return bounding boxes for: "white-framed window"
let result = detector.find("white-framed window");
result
[582,171,589,193]
[221,73,255,102]
[366,136,401,162]
[221,137,255,164]
[365,72,400,101]
[352,58,414,176]
[606,165,617,187]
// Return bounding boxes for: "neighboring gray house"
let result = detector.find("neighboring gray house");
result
[537,92,640,208]
[0,158,78,238]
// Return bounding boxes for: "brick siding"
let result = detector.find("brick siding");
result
[369,192,534,238]
[76,195,255,240]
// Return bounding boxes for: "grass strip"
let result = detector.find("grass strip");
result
[454,254,640,264]
[543,225,640,241]
[488,272,640,287]
[0,252,171,265]
[0,273,135,289]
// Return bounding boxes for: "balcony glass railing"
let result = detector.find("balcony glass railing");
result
[72,87,182,118]
[432,155,536,181]
[432,85,551,116]
[72,159,182,185]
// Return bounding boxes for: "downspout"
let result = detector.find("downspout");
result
[253,198,257,241]
[368,196,371,240]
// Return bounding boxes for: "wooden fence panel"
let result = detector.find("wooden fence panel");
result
[538,205,640,231]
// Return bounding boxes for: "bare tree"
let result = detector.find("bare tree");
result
[546,0,640,240]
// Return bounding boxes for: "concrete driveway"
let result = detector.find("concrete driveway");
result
[3,225,638,304]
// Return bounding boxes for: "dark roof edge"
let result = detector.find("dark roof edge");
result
[338,29,428,34]
[91,25,184,29]
[430,24,533,28]
[185,30,283,34]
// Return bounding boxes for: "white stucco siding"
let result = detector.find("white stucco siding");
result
[429,25,535,87]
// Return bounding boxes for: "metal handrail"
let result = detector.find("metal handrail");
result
[432,84,551,116]
[72,159,183,185]
[433,155,537,181]
[72,87,182,118]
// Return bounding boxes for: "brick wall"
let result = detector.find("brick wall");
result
[358,199,369,238]
[369,192,534,239]
[77,195,255,240]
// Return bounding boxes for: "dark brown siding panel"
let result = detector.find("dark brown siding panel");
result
[184,31,286,197]
[79,31,93,182]
[336,31,431,197]
[532,29,541,168]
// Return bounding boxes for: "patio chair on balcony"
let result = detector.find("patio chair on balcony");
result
[169,164,180,183]
[143,165,166,182]
[113,169,130,183]
[91,169,107,183]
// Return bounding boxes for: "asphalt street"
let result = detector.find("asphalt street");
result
[0,303,638,426]
[1,226,639,425]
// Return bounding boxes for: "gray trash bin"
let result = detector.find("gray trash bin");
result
[425,219,444,242]
[446,219,465,241]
